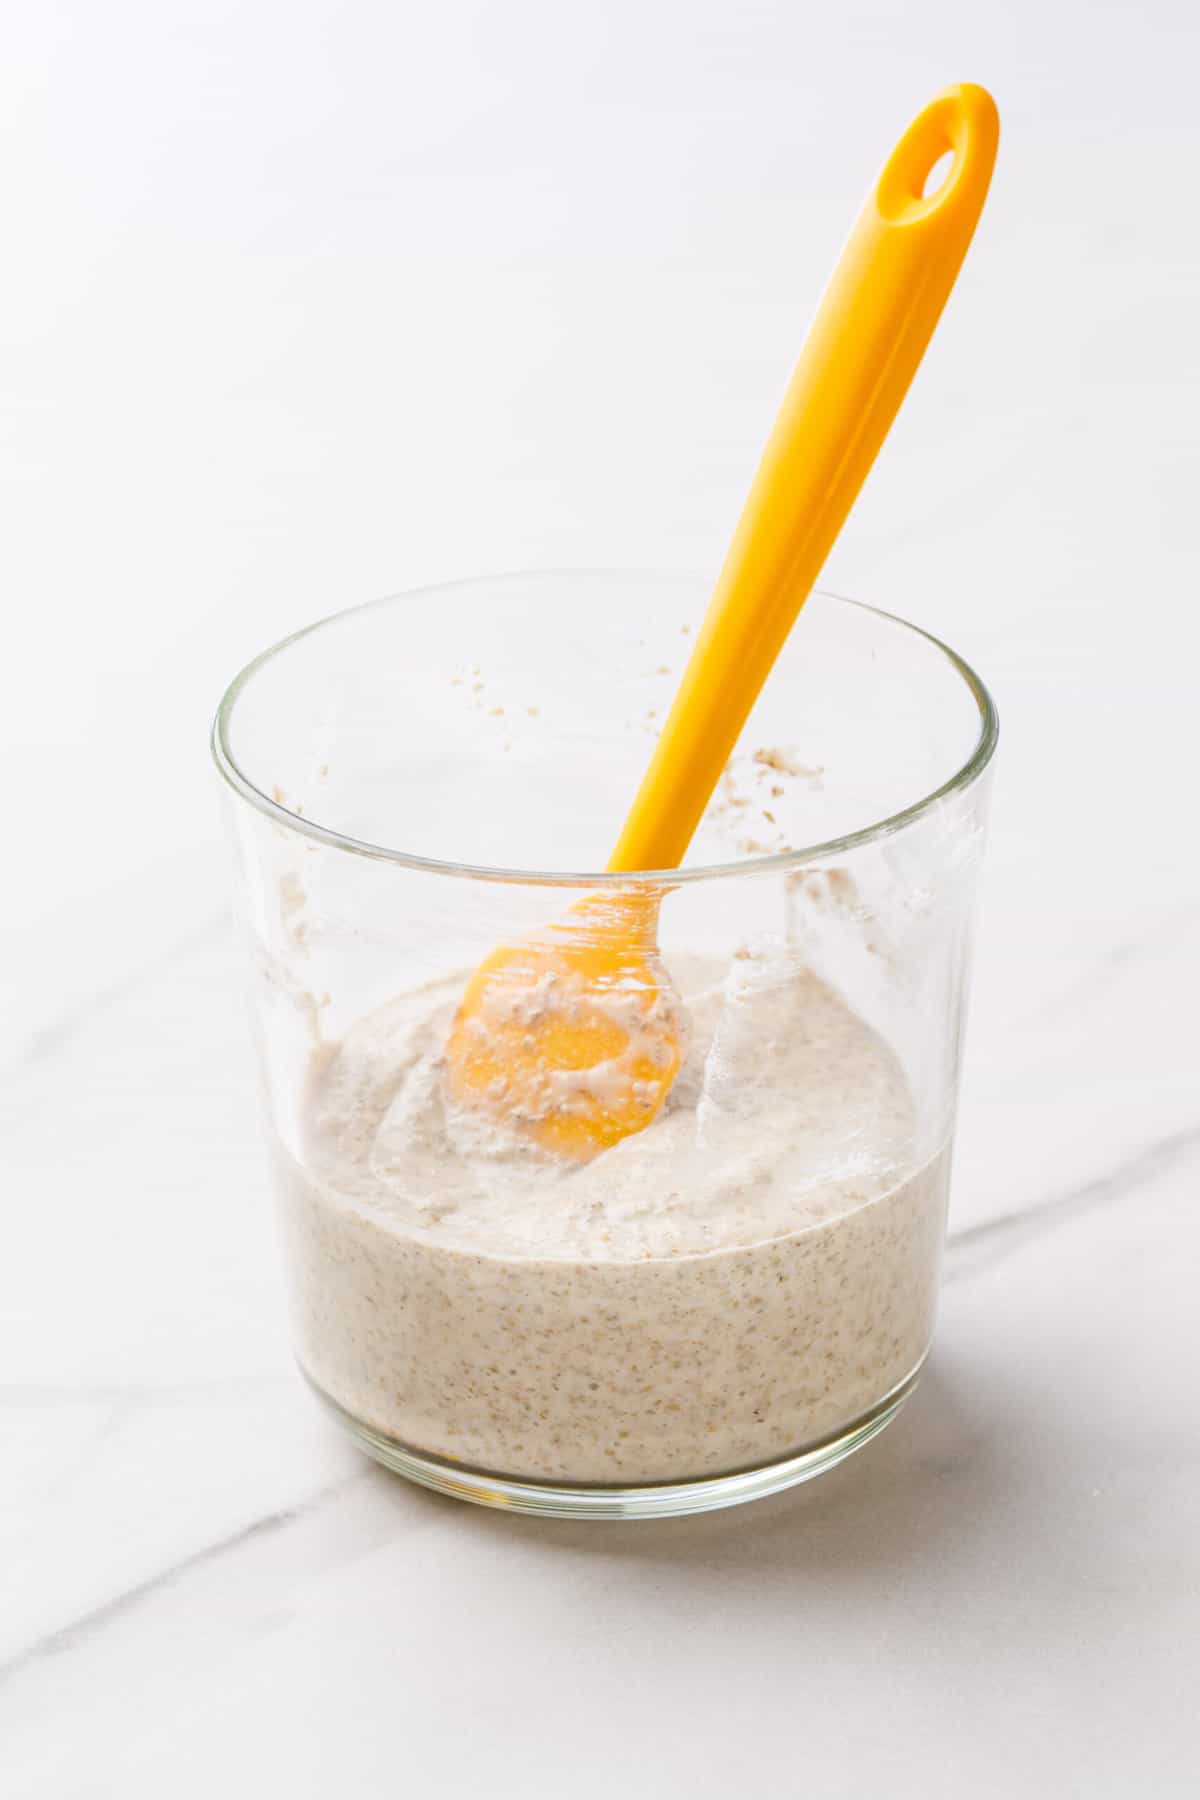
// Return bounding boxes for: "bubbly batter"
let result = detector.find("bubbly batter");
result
[273,954,948,1484]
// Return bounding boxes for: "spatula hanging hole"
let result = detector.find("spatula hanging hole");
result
[922,149,955,198]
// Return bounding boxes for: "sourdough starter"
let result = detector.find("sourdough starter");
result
[273,954,948,1484]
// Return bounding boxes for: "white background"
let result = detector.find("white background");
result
[3,3,1199,1795]
[6,0,1198,1055]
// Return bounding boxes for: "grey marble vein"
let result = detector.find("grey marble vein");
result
[5,910,230,1081]
[945,1118,1200,1283]
[0,1471,365,1689]
[5,1085,1194,1704]
[1031,899,1200,1020]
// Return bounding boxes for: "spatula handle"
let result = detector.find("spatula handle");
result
[608,83,999,873]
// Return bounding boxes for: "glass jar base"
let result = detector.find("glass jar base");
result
[302,1363,923,1520]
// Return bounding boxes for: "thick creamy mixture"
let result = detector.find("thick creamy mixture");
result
[275,955,948,1484]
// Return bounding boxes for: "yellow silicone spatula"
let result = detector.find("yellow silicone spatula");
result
[446,82,999,1160]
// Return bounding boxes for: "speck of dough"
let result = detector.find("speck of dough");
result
[753,746,823,779]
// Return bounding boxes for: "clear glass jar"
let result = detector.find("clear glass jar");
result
[213,572,996,1518]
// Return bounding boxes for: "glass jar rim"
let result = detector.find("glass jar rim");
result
[211,570,998,889]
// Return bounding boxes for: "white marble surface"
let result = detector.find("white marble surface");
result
[4,3,1199,1794]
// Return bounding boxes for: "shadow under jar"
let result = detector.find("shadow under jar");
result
[213,572,996,1519]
